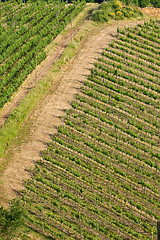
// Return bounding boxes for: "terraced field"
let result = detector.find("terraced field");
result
[23,20,160,239]
[0,0,84,108]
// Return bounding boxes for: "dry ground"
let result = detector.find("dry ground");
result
[0,16,154,206]
[141,7,160,17]
[0,8,88,129]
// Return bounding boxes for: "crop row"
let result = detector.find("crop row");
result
[0,1,85,109]
[24,21,160,239]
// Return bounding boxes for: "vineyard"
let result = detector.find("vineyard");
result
[0,0,85,109]
[22,20,160,239]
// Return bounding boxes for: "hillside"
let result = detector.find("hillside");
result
[0,0,85,110]
[0,2,160,240]
[22,20,160,239]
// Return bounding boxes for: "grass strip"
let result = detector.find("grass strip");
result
[0,4,97,169]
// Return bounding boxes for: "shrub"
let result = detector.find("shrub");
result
[116,10,123,17]
[125,0,139,5]
[113,1,122,10]
[150,0,160,7]
[122,6,134,17]
[92,0,143,23]
[91,11,109,23]
[108,12,116,18]
[129,11,134,16]
[99,2,111,10]
[138,0,150,7]
[126,6,134,11]
[0,200,24,239]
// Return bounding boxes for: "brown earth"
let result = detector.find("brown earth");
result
[141,7,160,17]
[0,17,153,206]
[0,7,89,129]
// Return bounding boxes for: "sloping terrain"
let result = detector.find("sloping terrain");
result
[0,2,160,240]
[0,6,148,206]
[21,20,160,239]
[0,0,85,110]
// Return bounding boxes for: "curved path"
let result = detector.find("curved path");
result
[0,18,148,205]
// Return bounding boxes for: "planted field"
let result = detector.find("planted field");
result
[0,0,84,109]
[22,19,160,239]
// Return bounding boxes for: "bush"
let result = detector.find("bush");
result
[91,10,109,22]
[150,0,160,7]
[0,200,24,240]
[108,12,116,18]
[124,0,139,6]
[92,0,143,23]
[113,0,122,10]
[138,0,150,7]
[116,10,123,17]
[99,2,111,10]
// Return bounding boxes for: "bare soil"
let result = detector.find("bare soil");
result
[141,7,160,17]
[0,18,150,206]
[0,19,81,129]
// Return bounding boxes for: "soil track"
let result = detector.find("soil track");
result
[141,7,160,17]
[0,18,151,205]
[0,17,83,129]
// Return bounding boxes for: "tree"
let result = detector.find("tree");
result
[125,0,139,6]
[0,200,24,240]
[150,0,160,7]
[138,0,150,7]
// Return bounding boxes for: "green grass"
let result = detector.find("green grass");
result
[0,0,86,110]
[0,4,97,169]
[0,75,51,159]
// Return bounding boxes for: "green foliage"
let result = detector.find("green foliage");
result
[113,0,122,10]
[138,0,150,7]
[150,0,160,7]
[0,0,85,110]
[23,21,160,240]
[91,10,109,22]
[91,0,142,22]
[1,5,159,239]
[124,0,139,6]
[0,200,24,240]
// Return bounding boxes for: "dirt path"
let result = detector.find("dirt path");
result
[0,17,84,129]
[0,18,149,205]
